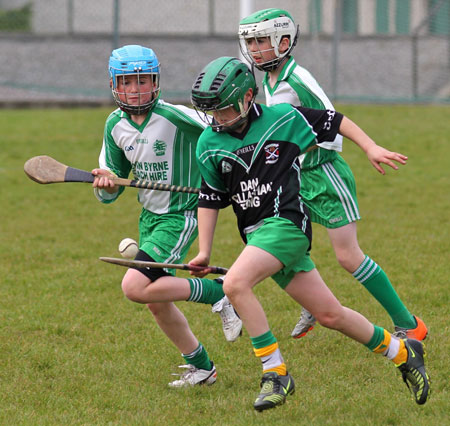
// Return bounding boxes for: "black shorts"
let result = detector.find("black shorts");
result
[132,250,171,282]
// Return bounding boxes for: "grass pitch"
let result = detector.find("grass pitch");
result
[0,104,448,425]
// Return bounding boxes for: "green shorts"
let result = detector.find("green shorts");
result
[138,209,198,275]
[246,217,315,289]
[300,155,360,228]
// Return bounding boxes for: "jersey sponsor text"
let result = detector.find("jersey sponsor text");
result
[133,160,169,181]
[232,178,273,210]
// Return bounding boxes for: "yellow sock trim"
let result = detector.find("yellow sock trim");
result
[393,340,407,365]
[264,363,287,376]
[373,329,392,354]
[253,342,278,358]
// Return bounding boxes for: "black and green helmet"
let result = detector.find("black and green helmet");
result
[191,56,257,131]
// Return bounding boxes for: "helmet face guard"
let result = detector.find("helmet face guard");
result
[238,8,299,72]
[109,45,160,115]
[191,57,258,132]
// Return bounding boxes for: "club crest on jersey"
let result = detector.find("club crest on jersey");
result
[222,161,232,173]
[153,140,167,156]
[264,143,280,164]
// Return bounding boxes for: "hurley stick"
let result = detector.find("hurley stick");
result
[24,155,200,194]
[99,257,228,275]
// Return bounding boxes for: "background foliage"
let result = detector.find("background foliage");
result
[0,4,31,31]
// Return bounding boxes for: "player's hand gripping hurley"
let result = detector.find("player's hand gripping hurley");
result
[24,155,200,194]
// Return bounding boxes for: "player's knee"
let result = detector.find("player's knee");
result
[121,280,137,301]
[222,276,246,300]
[315,310,344,330]
[121,277,144,302]
[121,270,154,303]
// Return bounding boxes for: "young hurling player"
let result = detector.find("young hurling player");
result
[238,8,427,341]
[92,45,242,387]
[189,56,430,411]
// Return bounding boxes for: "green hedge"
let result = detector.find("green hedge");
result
[0,3,31,31]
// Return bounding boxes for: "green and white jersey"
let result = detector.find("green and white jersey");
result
[97,100,205,214]
[263,56,342,170]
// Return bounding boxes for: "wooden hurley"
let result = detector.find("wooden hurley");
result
[99,257,228,275]
[24,155,200,194]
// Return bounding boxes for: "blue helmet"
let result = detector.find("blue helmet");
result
[109,45,160,115]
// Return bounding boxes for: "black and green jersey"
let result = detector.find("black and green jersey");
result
[196,103,343,242]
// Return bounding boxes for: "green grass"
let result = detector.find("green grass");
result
[0,105,448,425]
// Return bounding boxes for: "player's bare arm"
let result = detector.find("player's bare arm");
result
[189,207,220,277]
[339,116,408,175]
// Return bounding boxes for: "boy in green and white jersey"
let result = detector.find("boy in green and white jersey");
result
[239,8,427,341]
[98,98,202,215]
[92,45,242,387]
[189,56,430,410]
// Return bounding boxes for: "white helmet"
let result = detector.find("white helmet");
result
[238,8,299,71]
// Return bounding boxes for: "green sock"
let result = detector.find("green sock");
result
[353,256,416,329]
[187,277,225,305]
[182,343,212,371]
[250,330,277,348]
[364,325,385,350]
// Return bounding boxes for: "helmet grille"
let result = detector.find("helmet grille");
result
[192,72,205,90]
[209,73,226,91]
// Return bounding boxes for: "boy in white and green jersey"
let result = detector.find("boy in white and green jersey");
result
[263,56,342,170]
[92,45,242,388]
[239,8,427,341]
[99,99,201,215]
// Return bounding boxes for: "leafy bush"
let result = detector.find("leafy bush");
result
[0,3,31,32]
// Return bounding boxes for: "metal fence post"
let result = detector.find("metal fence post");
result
[112,0,120,50]
[208,0,215,36]
[412,33,418,99]
[67,0,74,35]
[411,0,447,101]
[331,0,342,101]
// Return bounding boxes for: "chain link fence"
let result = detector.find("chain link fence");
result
[0,0,449,106]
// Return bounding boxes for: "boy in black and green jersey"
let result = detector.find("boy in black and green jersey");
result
[238,8,427,341]
[189,56,430,411]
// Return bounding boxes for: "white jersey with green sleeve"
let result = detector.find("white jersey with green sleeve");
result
[97,100,205,214]
[263,56,342,170]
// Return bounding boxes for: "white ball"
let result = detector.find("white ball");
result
[118,238,139,259]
